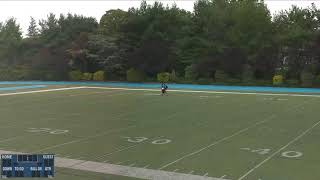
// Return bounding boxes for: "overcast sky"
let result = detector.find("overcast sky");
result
[0,0,319,36]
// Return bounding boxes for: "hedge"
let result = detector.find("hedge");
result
[157,72,170,83]
[82,73,93,81]
[273,75,284,86]
[69,70,82,81]
[93,71,105,81]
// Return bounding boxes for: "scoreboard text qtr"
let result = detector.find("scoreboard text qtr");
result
[1,154,54,178]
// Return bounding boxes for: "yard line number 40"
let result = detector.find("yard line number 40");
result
[240,147,303,158]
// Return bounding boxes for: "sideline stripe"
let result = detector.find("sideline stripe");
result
[3,86,320,98]
[84,86,320,97]
[238,119,320,180]
[0,149,229,180]
[0,87,86,96]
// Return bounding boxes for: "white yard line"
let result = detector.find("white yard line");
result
[129,163,136,167]
[158,98,311,170]
[84,86,320,98]
[158,116,274,170]
[34,126,135,153]
[0,87,86,96]
[95,136,163,160]
[238,119,320,180]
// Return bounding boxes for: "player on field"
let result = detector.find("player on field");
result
[161,83,168,96]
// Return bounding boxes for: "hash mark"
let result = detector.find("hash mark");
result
[143,164,150,168]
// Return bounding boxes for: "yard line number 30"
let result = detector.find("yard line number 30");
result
[26,128,69,134]
[122,136,171,145]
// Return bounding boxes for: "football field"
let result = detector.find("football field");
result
[0,85,320,180]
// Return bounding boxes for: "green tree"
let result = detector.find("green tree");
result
[99,9,128,36]
[27,17,39,38]
[0,18,22,65]
[274,5,318,80]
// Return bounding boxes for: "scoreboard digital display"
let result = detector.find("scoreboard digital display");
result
[1,154,54,178]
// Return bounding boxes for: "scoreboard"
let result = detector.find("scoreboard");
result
[1,154,54,178]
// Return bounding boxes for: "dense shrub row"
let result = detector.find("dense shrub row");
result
[2,67,320,88]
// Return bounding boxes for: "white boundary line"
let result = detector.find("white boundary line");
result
[83,86,320,98]
[2,85,320,98]
[238,119,320,180]
[0,87,86,96]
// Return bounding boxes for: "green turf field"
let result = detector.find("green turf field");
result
[0,86,319,180]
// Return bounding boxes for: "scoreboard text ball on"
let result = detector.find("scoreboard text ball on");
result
[1,154,54,178]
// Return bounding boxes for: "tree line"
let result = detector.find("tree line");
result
[1,0,320,87]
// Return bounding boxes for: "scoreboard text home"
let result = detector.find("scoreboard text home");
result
[1,154,54,178]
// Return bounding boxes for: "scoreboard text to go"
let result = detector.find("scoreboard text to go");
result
[1,154,54,178]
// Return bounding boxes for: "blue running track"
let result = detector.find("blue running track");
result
[0,81,319,94]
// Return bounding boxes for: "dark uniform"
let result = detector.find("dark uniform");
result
[161,83,168,95]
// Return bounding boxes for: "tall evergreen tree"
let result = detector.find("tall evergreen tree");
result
[27,17,39,38]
